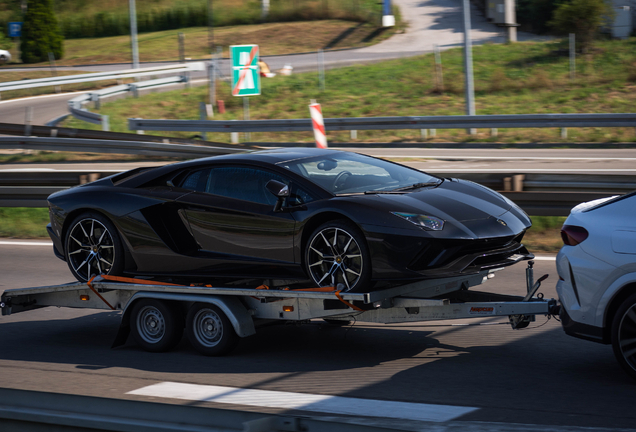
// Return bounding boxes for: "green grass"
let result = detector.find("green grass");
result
[0,208,49,238]
[0,0,384,39]
[61,38,636,144]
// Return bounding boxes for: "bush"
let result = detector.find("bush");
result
[20,0,64,63]
[517,0,561,34]
[549,0,614,53]
[0,31,12,50]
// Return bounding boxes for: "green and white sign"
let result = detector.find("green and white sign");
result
[230,44,260,97]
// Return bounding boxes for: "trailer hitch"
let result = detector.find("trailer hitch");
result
[509,261,550,329]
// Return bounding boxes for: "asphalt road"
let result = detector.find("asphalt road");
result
[2,147,636,174]
[1,242,634,431]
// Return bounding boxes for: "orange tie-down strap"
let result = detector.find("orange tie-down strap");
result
[89,275,363,311]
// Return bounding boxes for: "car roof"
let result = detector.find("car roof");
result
[113,148,347,188]
[189,147,345,166]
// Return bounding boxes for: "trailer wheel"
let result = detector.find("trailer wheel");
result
[131,299,183,353]
[611,293,636,380]
[186,303,239,356]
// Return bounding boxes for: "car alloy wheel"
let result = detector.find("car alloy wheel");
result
[306,220,370,292]
[66,216,117,281]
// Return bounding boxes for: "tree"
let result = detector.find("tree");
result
[0,32,12,51]
[20,0,64,63]
[549,0,614,53]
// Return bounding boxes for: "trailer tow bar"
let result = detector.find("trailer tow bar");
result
[509,261,550,329]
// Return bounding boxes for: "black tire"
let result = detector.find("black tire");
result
[611,293,636,380]
[64,212,124,282]
[130,299,184,353]
[305,219,371,293]
[186,303,239,356]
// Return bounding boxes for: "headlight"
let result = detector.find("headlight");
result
[392,212,444,231]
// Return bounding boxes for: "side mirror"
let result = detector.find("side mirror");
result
[265,180,290,212]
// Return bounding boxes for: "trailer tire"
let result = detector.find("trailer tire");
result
[131,299,183,353]
[186,303,239,356]
[611,293,636,380]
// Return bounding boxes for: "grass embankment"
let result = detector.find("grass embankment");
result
[0,207,566,253]
[0,208,49,238]
[62,38,636,143]
[1,0,384,39]
[1,20,398,68]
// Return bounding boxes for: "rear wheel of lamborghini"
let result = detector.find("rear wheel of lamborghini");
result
[65,212,124,282]
[305,220,371,293]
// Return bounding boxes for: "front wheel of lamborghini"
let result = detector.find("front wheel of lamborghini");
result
[64,212,124,282]
[305,220,371,293]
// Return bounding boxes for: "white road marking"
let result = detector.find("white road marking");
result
[0,241,53,246]
[127,382,478,423]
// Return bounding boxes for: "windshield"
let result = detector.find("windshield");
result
[277,152,441,194]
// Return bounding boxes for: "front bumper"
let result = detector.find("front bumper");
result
[47,223,65,261]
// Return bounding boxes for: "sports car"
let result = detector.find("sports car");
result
[47,148,533,292]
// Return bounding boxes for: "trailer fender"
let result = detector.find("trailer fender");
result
[113,292,255,348]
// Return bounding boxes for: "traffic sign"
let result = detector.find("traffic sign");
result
[230,45,260,97]
[8,22,22,38]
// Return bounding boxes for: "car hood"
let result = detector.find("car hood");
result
[374,179,511,222]
[342,178,530,239]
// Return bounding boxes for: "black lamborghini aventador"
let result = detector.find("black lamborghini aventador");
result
[47,148,533,292]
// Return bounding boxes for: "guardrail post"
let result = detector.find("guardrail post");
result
[231,120,239,144]
[561,128,567,138]
[199,102,207,140]
[513,174,524,192]
[24,107,33,136]
[351,130,357,140]
[491,128,498,137]
[130,84,139,98]
[420,129,428,139]
[91,93,100,110]
[102,115,110,131]
[430,129,436,137]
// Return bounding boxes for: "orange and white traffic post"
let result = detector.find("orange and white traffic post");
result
[309,101,327,149]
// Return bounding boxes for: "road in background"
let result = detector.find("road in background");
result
[1,242,634,431]
[3,148,636,174]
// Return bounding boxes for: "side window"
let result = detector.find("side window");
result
[289,186,315,206]
[206,166,290,206]
[181,169,211,192]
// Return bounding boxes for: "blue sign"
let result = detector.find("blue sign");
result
[8,22,22,38]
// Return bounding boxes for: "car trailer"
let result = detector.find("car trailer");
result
[1,261,560,356]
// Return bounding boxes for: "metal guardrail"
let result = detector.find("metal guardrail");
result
[128,113,636,133]
[0,387,397,432]
[0,136,243,158]
[0,170,628,213]
[68,75,189,129]
[0,62,205,92]
[0,122,244,150]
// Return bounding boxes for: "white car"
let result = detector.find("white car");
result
[0,50,11,64]
[557,192,636,379]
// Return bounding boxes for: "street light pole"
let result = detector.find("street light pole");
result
[462,0,476,133]
[129,0,140,69]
